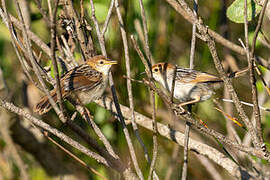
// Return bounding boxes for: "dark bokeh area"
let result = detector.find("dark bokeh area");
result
[0,0,270,179]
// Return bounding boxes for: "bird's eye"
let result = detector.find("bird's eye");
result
[99,60,104,65]
[154,68,158,72]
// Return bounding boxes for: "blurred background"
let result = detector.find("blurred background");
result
[0,0,270,179]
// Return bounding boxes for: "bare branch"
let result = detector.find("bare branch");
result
[164,0,270,70]
[89,0,143,178]
[101,0,115,36]
[182,0,198,179]
[137,0,153,63]
[95,96,258,179]
[44,131,108,180]
[250,0,269,146]
[114,1,159,179]
[49,0,67,122]
[0,99,109,166]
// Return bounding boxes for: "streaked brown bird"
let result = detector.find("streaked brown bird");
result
[152,62,222,110]
[34,55,117,115]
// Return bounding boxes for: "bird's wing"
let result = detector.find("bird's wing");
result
[176,68,221,83]
[190,72,222,83]
[61,65,103,92]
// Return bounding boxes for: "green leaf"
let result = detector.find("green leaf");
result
[227,0,262,23]
[256,80,264,93]
[248,32,262,47]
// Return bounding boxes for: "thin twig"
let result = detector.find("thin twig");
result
[0,112,29,180]
[148,90,158,180]
[49,0,67,122]
[89,0,106,56]
[26,117,108,180]
[65,0,90,60]
[90,0,143,178]
[164,145,179,180]
[115,2,158,179]
[60,35,77,66]
[222,99,270,112]
[138,0,153,63]
[131,35,152,77]
[0,5,54,88]
[95,96,258,179]
[207,38,261,150]
[13,0,66,123]
[182,1,197,179]
[130,37,159,180]
[135,0,158,178]
[189,0,197,70]
[141,76,270,160]
[196,154,223,180]
[33,0,50,26]
[214,98,242,144]
[181,121,190,180]
[64,117,130,176]
[0,99,109,166]
[75,103,119,159]
[250,0,269,146]
[101,0,115,36]
[0,8,38,89]
[0,67,29,180]
[3,11,52,56]
[244,0,262,149]
[0,73,29,180]
[164,0,270,70]
[164,0,263,149]
[44,132,108,180]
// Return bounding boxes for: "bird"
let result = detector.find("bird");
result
[34,55,117,115]
[151,62,223,112]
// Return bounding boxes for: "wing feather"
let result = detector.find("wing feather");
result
[175,68,221,83]
[61,65,102,92]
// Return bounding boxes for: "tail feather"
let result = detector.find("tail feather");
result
[34,91,57,115]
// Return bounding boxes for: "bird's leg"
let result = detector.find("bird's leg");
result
[174,96,200,114]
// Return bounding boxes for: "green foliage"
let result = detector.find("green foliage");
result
[256,80,264,93]
[87,0,110,22]
[248,32,262,47]
[226,0,262,23]
[94,167,108,180]
[29,167,51,180]
[94,106,116,141]
[46,60,63,78]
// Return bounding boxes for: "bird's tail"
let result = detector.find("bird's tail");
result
[33,90,57,115]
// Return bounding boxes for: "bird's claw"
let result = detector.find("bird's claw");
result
[172,104,186,115]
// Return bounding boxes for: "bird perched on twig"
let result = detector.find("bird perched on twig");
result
[152,62,223,112]
[34,55,117,115]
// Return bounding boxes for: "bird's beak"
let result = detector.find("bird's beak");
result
[105,60,118,65]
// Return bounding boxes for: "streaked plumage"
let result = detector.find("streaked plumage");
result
[152,62,222,104]
[34,55,117,115]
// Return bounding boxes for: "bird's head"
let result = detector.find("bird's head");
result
[151,63,175,84]
[86,55,117,74]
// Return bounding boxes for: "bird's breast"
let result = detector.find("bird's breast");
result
[76,80,107,104]
[172,83,196,102]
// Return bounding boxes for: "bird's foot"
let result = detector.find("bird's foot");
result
[172,104,186,115]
